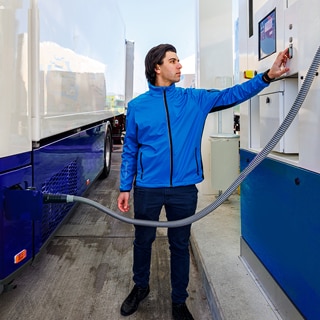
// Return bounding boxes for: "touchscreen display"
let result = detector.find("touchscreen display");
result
[259,9,276,60]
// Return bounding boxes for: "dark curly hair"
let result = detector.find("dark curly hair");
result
[145,44,177,85]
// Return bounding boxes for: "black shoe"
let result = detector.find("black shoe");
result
[172,302,194,320]
[120,285,150,316]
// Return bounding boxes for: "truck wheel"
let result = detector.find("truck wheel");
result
[100,126,112,179]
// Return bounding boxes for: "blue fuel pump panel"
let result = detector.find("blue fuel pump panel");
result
[240,149,320,319]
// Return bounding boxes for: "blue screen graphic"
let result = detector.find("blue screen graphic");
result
[259,9,276,60]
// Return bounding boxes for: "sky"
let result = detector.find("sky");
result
[117,0,196,94]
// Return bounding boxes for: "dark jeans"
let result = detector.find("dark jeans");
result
[132,185,198,304]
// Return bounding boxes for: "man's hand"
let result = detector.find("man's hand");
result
[117,191,130,212]
[268,48,290,79]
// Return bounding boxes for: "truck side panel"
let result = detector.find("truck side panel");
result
[33,125,107,250]
[0,166,33,283]
[33,0,126,141]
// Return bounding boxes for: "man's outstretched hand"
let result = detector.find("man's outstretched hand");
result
[268,48,290,79]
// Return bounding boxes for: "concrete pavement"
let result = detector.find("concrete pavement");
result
[191,192,282,320]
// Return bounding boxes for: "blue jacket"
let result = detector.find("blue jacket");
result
[120,73,269,191]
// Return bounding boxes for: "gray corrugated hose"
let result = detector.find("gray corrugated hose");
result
[43,45,320,228]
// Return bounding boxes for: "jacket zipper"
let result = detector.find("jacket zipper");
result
[139,151,144,179]
[195,148,199,175]
[163,90,174,186]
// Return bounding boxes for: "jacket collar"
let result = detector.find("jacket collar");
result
[148,82,176,96]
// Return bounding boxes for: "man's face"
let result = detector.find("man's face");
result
[155,51,182,86]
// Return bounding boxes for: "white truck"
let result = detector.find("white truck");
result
[0,0,133,292]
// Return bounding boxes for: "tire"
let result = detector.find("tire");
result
[100,125,112,179]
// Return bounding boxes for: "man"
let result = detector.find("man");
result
[117,44,289,320]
